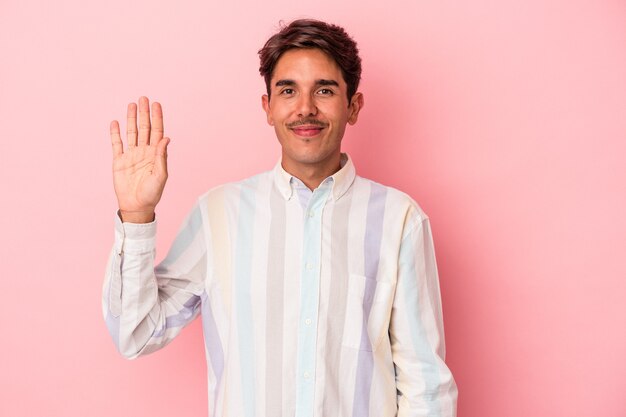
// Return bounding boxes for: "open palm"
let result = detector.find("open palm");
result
[110,96,170,222]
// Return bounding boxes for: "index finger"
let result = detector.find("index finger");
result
[150,101,164,145]
[126,102,137,147]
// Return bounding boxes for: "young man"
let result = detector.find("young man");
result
[104,19,458,417]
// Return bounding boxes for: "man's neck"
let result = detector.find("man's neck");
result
[281,153,342,191]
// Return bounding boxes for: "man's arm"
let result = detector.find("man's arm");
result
[390,217,458,416]
[102,97,205,358]
[102,203,207,359]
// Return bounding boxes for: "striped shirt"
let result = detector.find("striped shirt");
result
[102,153,458,417]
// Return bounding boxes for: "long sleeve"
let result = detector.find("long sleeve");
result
[390,217,458,417]
[102,200,207,359]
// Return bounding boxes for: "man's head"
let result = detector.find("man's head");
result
[259,19,362,104]
[258,19,364,179]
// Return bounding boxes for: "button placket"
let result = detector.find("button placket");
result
[294,185,331,417]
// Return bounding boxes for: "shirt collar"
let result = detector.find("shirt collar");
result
[273,153,356,201]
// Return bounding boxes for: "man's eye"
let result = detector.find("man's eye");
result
[318,88,333,95]
[281,88,295,95]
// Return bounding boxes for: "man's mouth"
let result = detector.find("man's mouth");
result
[290,125,324,137]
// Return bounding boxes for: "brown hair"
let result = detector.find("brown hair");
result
[258,19,362,104]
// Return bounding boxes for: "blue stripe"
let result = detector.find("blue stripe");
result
[352,183,387,417]
[235,181,257,417]
[153,295,202,337]
[399,221,442,416]
[293,178,313,209]
[105,310,120,350]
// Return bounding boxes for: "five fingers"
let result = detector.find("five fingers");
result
[111,97,167,157]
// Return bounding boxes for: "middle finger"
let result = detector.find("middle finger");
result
[137,96,151,146]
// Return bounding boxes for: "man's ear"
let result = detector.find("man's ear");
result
[261,94,273,126]
[347,92,364,125]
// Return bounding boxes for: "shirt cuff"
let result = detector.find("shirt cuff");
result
[114,210,157,254]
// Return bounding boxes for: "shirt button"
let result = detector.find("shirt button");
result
[304,371,311,379]
[306,263,313,270]
[308,210,315,218]
[305,318,312,325]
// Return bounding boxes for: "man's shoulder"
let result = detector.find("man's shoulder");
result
[353,174,430,227]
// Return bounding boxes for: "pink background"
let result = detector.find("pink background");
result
[1,0,625,416]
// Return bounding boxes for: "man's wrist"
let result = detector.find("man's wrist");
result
[118,210,155,224]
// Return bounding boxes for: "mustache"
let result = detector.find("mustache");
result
[286,119,328,128]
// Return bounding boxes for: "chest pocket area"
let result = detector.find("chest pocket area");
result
[342,274,395,352]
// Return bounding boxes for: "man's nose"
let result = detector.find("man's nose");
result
[296,93,318,117]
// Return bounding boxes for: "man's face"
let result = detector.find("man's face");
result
[262,48,363,172]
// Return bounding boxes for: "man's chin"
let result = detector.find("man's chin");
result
[288,131,323,142]
[282,148,340,167]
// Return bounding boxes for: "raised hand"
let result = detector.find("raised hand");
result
[110,96,170,223]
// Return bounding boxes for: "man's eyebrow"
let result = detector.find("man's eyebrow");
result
[274,79,340,87]
[316,79,339,87]
[275,79,296,87]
